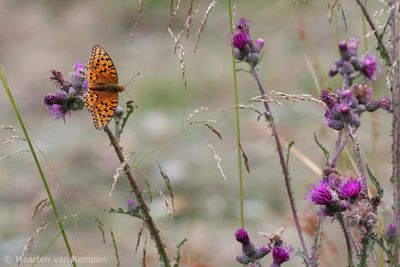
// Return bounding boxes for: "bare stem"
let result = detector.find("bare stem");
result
[250,66,310,263]
[310,214,323,267]
[348,127,367,194]
[103,126,171,267]
[330,129,350,168]
[358,236,369,267]
[389,0,400,264]
[338,215,354,267]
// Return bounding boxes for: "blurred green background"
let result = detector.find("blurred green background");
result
[0,0,394,266]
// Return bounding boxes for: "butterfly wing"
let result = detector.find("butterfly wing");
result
[86,45,119,85]
[85,45,120,129]
[85,90,119,129]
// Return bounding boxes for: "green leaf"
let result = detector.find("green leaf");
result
[173,238,188,267]
[313,132,330,162]
[365,164,383,197]
[121,100,137,132]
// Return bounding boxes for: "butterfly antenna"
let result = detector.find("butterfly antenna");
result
[122,72,141,102]
[123,72,141,89]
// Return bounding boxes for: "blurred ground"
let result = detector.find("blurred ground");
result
[0,0,394,266]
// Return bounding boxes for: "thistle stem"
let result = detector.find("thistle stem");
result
[358,237,369,267]
[103,126,170,266]
[310,214,323,267]
[389,0,400,263]
[250,66,310,263]
[348,127,367,194]
[330,129,350,168]
[338,215,354,267]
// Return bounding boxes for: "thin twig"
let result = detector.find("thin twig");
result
[103,126,170,266]
[355,0,392,66]
[250,66,310,264]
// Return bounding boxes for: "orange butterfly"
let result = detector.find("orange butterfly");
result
[84,45,124,129]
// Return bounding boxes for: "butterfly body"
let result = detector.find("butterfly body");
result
[89,84,124,93]
[84,45,123,130]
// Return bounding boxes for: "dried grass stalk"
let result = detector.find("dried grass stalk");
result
[194,1,217,53]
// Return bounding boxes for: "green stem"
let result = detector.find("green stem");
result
[227,0,245,228]
[358,237,369,267]
[0,66,77,267]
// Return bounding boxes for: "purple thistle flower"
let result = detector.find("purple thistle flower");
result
[321,89,337,109]
[255,245,271,259]
[45,64,88,121]
[347,37,359,56]
[73,62,85,74]
[44,91,69,119]
[379,96,392,112]
[127,198,140,214]
[235,228,250,245]
[338,40,349,60]
[233,31,250,49]
[270,244,293,267]
[253,38,265,53]
[306,181,335,206]
[235,228,269,264]
[360,52,378,80]
[49,104,68,119]
[338,178,362,200]
[325,105,344,131]
[237,17,250,33]
[385,223,396,243]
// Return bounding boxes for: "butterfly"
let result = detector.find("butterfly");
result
[84,45,124,129]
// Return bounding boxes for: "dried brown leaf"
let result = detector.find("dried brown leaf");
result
[239,144,250,173]
[204,123,223,140]
[158,163,175,214]
[110,230,120,267]
[135,223,146,253]
[95,218,106,244]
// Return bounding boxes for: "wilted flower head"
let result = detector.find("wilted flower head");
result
[346,198,377,233]
[235,228,271,265]
[352,84,372,105]
[44,63,87,121]
[270,244,293,267]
